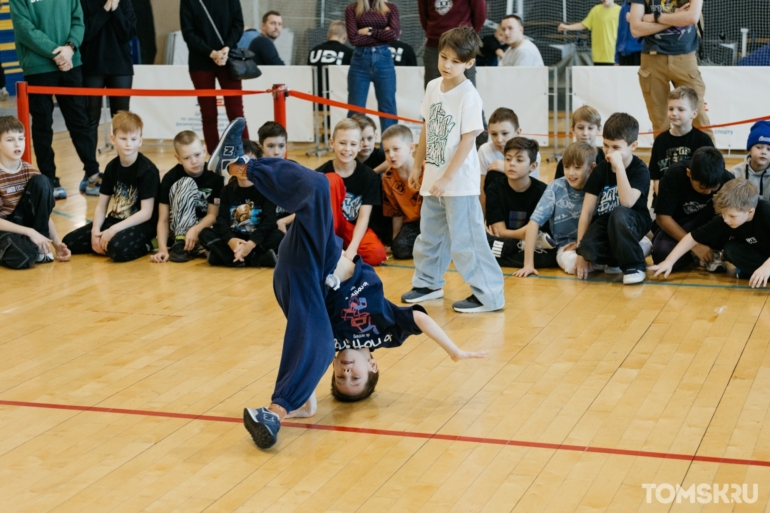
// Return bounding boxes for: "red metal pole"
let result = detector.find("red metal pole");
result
[273,84,287,129]
[16,82,32,164]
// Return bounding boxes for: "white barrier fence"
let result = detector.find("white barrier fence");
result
[328,66,551,147]
[571,66,770,150]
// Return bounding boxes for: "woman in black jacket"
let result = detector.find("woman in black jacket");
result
[180,0,249,152]
[80,0,137,192]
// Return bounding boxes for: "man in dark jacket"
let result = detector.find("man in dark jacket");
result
[249,10,285,65]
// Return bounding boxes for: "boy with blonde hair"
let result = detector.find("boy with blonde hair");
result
[402,27,505,313]
[316,118,386,266]
[0,116,70,268]
[555,105,606,179]
[151,131,223,263]
[381,124,421,259]
[652,179,770,288]
[63,111,160,262]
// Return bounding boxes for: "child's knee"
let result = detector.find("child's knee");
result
[557,249,577,274]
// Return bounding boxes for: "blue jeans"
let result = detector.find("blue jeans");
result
[412,195,506,309]
[347,46,397,132]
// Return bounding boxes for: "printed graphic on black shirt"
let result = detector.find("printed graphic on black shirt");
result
[426,102,455,167]
[109,182,139,219]
[342,296,379,335]
[597,185,620,216]
[342,192,363,222]
[655,146,692,177]
[309,48,347,65]
[229,202,263,233]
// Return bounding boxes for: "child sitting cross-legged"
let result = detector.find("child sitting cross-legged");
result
[513,142,597,277]
[485,137,557,269]
[380,124,421,259]
[256,122,296,235]
[0,116,70,269]
[652,179,770,288]
[150,131,224,263]
[316,118,386,266]
[652,147,734,272]
[63,111,160,262]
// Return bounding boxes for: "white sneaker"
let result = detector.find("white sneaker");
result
[37,251,54,263]
[704,251,726,273]
[623,269,646,285]
[639,237,653,258]
[604,266,622,275]
[536,232,557,250]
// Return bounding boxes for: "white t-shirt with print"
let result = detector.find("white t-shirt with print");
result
[477,141,541,179]
[420,78,484,197]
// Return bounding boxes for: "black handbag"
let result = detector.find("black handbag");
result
[198,0,262,81]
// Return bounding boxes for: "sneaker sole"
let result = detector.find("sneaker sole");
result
[243,409,277,449]
[169,254,190,263]
[452,304,502,313]
[207,120,241,173]
[623,275,646,285]
[401,289,444,303]
[604,268,622,275]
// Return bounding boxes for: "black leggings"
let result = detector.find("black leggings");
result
[487,233,558,269]
[199,227,284,267]
[63,216,155,262]
[83,74,133,152]
[0,174,54,269]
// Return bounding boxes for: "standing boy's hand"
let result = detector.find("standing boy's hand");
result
[749,263,770,289]
[150,249,169,263]
[429,176,452,197]
[408,166,422,191]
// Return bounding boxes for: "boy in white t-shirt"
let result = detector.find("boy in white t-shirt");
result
[401,27,505,313]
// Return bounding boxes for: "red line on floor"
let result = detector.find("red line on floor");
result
[2,399,767,468]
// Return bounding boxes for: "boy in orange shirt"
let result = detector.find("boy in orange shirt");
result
[381,124,421,259]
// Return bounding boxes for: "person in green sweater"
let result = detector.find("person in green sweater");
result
[10,0,100,200]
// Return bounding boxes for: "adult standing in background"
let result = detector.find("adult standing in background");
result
[248,11,285,66]
[180,0,249,153]
[419,0,485,87]
[629,0,712,141]
[499,15,544,67]
[132,0,156,64]
[558,0,621,66]
[80,0,137,195]
[615,0,641,65]
[345,0,400,132]
[10,0,100,200]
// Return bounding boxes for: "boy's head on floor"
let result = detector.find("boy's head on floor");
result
[173,130,206,177]
[714,178,759,228]
[687,147,726,195]
[747,121,770,173]
[331,348,379,401]
[572,106,601,146]
[562,142,597,190]
[601,112,638,163]
[667,86,699,132]
[351,114,377,162]
[488,108,521,153]
[0,116,25,166]
[437,26,481,80]
[330,119,362,164]
[381,124,414,170]
[110,111,143,160]
[257,121,287,158]
[504,137,539,180]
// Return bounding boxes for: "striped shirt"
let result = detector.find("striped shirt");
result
[0,161,39,219]
[345,2,400,47]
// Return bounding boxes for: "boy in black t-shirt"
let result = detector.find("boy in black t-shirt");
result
[485,137,556,268]
[649,87,714,205]
[652,179,770,288]
[257,122,296,235]
[151,131,224,263]
[317,118,386,266]
[576,113,652,284]
[63,112,160,263]
[652,147,733,271]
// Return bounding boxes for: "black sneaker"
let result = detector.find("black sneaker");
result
[169,240,189,263]
[243,407,281,449]
[401,287,444,303]
[207,118,246,175]
[452,295,501,313]
[258,249,278,268]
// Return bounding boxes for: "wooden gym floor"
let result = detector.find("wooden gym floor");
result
[2,134,769,512]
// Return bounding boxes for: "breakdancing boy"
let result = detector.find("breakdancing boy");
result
[207,118,487,450]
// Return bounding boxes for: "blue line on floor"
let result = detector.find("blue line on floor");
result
[380,263,769,293]
[53,210,91,223]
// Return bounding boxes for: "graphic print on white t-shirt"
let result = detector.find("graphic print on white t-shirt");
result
[426,102,456,168]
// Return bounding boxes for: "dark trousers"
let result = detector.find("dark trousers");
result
[25,66,99,181]
[652,210,714,271]
[198,227,284,267]
[189,68,250,152]
[577,206,650,271]
[83,74,133,154]
[392,220,421,260]
[244,157,343,413]
[723,240,769,279]
[0,174,54,269]
[487,232,558,269]
[63,216,155,262]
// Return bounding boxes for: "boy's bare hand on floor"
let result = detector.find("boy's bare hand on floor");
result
[451,350,489,362]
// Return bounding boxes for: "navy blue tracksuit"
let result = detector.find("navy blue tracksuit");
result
[246,159,423,412]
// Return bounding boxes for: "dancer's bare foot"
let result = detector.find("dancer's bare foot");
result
[285,392,317,418]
